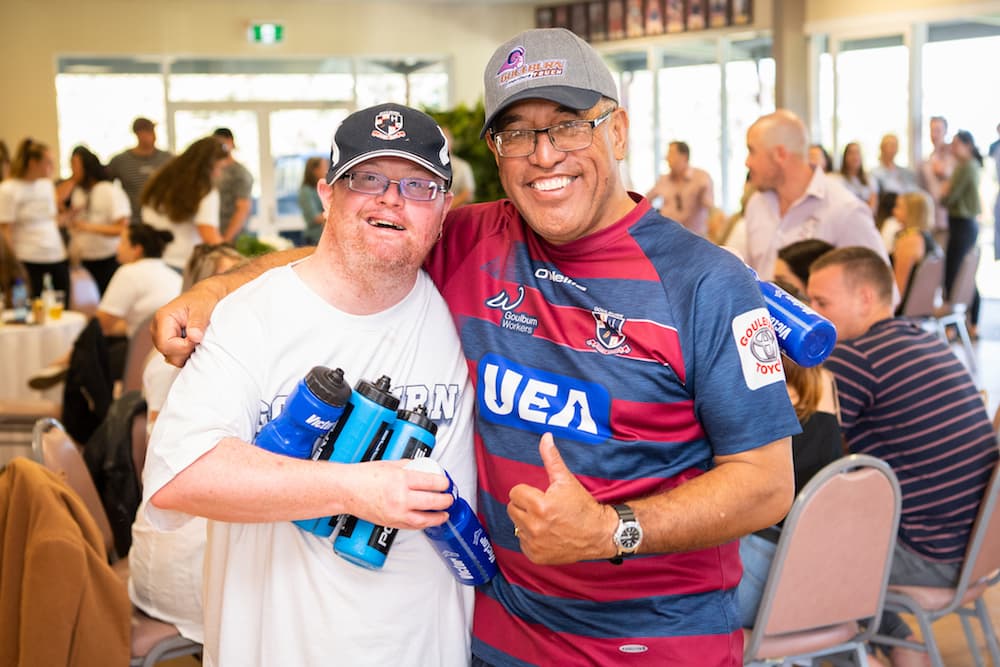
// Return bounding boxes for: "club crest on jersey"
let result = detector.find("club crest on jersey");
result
[372,110,406,140]
[486,285,539,335]
[586,307,632,356]
[732,307,785,390]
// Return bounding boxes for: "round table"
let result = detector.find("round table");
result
[0,311,88,402]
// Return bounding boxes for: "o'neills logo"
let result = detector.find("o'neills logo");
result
[731,307,784,390]
[495,47,566,89]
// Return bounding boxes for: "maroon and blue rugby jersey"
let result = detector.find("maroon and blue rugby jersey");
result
[425,196,801,666]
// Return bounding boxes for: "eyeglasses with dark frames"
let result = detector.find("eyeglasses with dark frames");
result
[489,108,616,158]
[343,171,445,201]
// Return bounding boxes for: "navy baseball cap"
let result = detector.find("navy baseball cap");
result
[327,103,452,188]
[482,28,619,137]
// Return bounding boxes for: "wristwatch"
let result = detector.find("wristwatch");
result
[610,503,643,565]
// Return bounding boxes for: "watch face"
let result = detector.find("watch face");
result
[619,525,641,549]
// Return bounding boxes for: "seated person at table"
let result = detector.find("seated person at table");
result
[889,191,940,314]
[127,243,245,644]
[27,223,181,389]
[772,239,835,296]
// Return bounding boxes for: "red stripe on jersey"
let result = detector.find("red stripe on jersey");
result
[493,541,741,602]
[476,443,704,505]
[611,397,704,441]
[473,593,743,666]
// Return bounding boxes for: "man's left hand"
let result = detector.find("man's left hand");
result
[506,433,617,565]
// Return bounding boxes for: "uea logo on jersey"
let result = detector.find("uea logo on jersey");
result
[731,307,785,390]
[372,110,405,141]
[477,352,610,444]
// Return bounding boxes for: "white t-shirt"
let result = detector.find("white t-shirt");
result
[0,178,66,263]
[98,258,183,337]
[143,266,475,667]
[70,181,131,260]
[129,350,203,642]
[142,189,220,270]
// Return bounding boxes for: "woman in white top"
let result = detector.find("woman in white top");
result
[0,138,69,297]
[27,223,183,390]
[67,145,131,294]
[140,137,226,271]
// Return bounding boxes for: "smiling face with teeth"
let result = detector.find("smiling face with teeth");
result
[318,157,452,284]
[487,98,636,245]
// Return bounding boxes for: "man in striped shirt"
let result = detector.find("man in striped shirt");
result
[807,246,996,667]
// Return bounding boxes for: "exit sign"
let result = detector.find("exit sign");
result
[248,23,284,44]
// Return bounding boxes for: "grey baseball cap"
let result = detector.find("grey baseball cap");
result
[327,103,452,188]
[481,28,619,138]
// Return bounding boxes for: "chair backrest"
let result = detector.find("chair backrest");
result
[947,245,981,311]
[121,314,155,395]
[31,416,117,561]
[900,252,944,318]
[958,463,1000,587]
[746,454,901,658]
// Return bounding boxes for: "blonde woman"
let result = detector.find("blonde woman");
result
[891,190,939,310]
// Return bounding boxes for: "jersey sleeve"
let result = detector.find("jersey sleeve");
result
[682,248,801,455]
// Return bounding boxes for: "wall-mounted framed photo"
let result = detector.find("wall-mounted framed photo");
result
[645,0,665,35]
[588,1,608,41]
[685,0,707,30]
[553,4,570,28]
[536,6,555,29]
[607,0,626,40]
[571,3,590,39]
[626,0,645,37]
[732,0,752,25]
[665,0,684,32]
[708,0,728,28]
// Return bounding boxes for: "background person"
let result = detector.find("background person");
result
[140,137,226,271]
[108,117,172,226]
[211,128,254,242]
[298,156,328,246]
[742,110,888,281]
[835,141,878,210]
[808,143,833,173]
[917,116,954,249]
[645,139,715,236]
[0,138,69,297]
[889,190,939,313]
[940,129,983,335]
[65,145,131,294]
[806,246,997,667]
[773,238,835,296]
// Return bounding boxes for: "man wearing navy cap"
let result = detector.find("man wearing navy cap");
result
[155,30,799,666]
[143,104,476,666]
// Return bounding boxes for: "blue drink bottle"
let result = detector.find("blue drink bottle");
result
[751,270,838,367]
[295,375,399,537]
[405,458,499,586]
[254,366,351,458]
[335,405,438,569]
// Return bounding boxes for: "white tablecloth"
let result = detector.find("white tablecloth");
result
[0,311,87,402]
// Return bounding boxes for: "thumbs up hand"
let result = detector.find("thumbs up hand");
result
[507,433,618,565]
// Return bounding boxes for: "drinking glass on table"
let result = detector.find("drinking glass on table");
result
[46,290,65,320]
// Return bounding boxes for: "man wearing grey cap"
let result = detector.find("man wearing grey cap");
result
[154,29,797,665]
[142,103,476,666]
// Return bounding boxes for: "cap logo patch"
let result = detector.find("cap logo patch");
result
[372,110,406,141]
[495,46,565,89]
